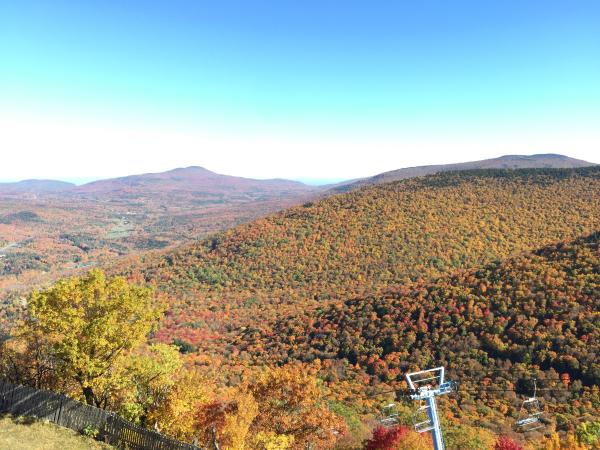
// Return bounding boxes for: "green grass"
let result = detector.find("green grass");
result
[0,415,113,450]
[105,219,135,239]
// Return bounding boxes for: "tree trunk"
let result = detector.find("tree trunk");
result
[82,385,95,406]
[211,426,221,450]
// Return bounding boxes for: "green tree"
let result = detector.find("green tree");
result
[576,421,600,446]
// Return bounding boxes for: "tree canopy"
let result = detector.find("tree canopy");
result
[3,269,165,407]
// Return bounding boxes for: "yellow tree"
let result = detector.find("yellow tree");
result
[16,269,164,407]
[535,433,590,450]
[148,368,213,441]
[251,431,294,450]
[193,363,345,449]
[247,363,346,449]
[117,343,183,424]
[195,392,258,450]
[222,390,259,450]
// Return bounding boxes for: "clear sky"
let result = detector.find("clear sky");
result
[1,0,599,183]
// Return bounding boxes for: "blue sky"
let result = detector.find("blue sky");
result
[1,0,599,182]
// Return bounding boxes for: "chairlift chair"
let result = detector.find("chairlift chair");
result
[516,379,544,432]
[412,400,435,433]
[405,367,454,436]
[380,403,400,427]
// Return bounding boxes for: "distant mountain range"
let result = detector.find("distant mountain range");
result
[71,166,315,196]
[0,167,316,197]
[0,154,595,196]
[0,166,322,299]
[330,153,595,192]
[0,179,75,194]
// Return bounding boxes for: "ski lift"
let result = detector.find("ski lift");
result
[516,379,544,432]
[412,400,434,433]
[380,403,399,427]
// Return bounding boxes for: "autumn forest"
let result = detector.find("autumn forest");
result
[0,164,599,450]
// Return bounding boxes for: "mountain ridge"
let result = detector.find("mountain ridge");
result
[330,153,596,192]
[235,231,599,434]
[0,179,75,194]
[0,166,317,197]
[2,154,594,196]
[71,166,316,195]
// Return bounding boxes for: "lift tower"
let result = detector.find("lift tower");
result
[406,367,455,450]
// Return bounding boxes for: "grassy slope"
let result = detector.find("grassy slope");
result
[0,415,112,450]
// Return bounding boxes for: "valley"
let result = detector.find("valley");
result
[0,167,319,305]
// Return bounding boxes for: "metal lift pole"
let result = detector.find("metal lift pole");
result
[406,367,455,450]
[425,393,444,450]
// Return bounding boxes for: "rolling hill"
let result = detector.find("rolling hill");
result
[331,154,595,192]
[117,167,600,357]
[246,231,600,381]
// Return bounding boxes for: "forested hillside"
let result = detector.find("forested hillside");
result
[331,154,594,192]
[251,231,599,380]
[123,167,599,353]
[239,232,599,432]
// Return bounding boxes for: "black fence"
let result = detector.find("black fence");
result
[0,379,202,450]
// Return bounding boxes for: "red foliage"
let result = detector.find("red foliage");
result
[195,400,235,433]
[364,425,411,450]
[495,436,524,450]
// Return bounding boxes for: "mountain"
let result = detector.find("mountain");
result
[72,166,316,196]
[248,231,600,381]
[331,154,595,192]
[118,166,600,353]
[0,179,75,194]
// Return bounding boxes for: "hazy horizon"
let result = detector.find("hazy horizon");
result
[0,173,351,186]
[1,152,597,187]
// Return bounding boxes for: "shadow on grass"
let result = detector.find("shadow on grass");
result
[0,413,37,425]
